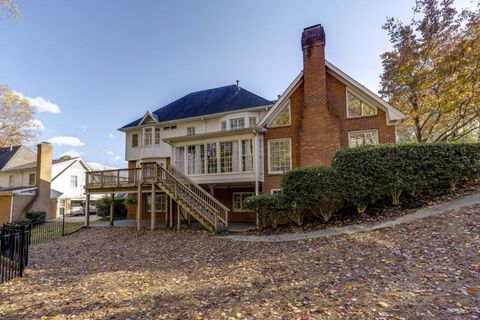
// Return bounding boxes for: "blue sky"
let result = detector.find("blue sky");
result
[0,0,476,167]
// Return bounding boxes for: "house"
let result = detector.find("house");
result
[0,143,94,224]
[0,143,58,224]
[85,24,405,232]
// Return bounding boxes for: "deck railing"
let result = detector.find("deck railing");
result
[85,163,229,229]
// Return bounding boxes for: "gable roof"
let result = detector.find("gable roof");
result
[1,157,91,175]
[259,61,405,127]
[121,85,273,129]
[0,146,21,170]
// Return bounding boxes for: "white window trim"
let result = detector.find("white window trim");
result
[348,129,379,147]
[346,88,378,119]
[143,127,153,147]
[270,189,281,194]
[131,133,139,148]
[233,192,255,212]
[267,138,292,175]
[269,101,291,128]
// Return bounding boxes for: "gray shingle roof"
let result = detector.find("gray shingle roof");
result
[0,146,21,170]
[122,85,273,129]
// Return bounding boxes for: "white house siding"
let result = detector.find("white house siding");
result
[52,160,87,200]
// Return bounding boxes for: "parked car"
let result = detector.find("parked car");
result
[71,204,85,216]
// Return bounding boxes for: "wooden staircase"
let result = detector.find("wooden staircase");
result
[155,164,229,233]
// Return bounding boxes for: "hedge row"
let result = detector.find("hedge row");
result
[245,143,480,228]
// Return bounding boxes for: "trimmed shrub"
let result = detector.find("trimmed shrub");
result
[243,193,291,228]
[26,211,47,226]
[10,218,32,226]
[281,167,342,222]
[96,196,127,220]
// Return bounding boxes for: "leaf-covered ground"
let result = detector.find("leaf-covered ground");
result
[0,206,479,319]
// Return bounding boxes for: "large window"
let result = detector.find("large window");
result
[146,194,167,213]
[28,173,35,186]
[70,175,78,187]
[220,142,233,173]
[187,144,205,175]
[206,143,217,174]
[229,118,245,130]
[144,128,152,146]
[241,139,253,172]
[348,130,379,147]
[270,103,291,127]
[155,128,161,144]
[268,139,291,174]
[132,134,138,148]
[347,92,377,118]
[233,193,255,212]
[174,147,185,173]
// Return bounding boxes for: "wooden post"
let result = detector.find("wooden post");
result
[177,203,180,231]
[150,184,156,231]
[85,194,90,227]
[169,197,173,228]
[136,184,142,231]
[109,193,114,227]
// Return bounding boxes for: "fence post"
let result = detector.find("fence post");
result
[62,211,65,236]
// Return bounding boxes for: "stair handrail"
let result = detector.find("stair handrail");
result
[157,166,219,229]
[167,165,229,225]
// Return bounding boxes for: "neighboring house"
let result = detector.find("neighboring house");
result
[0,143,95,224]
[0,143,58,224]
[85,24,405,231]
[2,156,94,217]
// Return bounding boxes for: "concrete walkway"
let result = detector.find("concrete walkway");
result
[224,193,480,243]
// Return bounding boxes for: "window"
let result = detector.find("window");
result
[132,134,139,148]
[187,127,195,136]
[271,189,281,194]
[174,147,185,173]
[144,128,152,146]
[146,194,167,213]
[229,118,245,130]
[155,128,161,144]
[220,142,233,173]
[207,143,217,174]
[8,175,14,187]
[268,139,291,173]
[233,193,255,212]
[28,173,35,186]
[241,139,253,172]
[70,176,78,187]
[348,130,379,147]
[220,120,227,131]
[347,92,377,118]
[187,144,205,175]
[249,117,257,128]
[271,103,291,127]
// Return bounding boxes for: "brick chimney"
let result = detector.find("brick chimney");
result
[299,24,340,166]
[28,142,54,217]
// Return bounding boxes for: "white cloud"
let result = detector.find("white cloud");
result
[59,150,82,158]
[106,151,114,156]
[15,91,61,114]
[114,155,121,161]
[106,150,121,162]
[29,119,45,131]
[48,136,85,147]
[108,133,115,138]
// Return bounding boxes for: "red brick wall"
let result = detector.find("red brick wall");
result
[213,187,256,222]
[327,74,396,147]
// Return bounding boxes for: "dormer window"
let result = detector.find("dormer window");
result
[220,121,227,131]
[347,92,377,118]
[144,128,152,146]
[155,128,161,144]
[132,134,139,148]
[230,118,245,130]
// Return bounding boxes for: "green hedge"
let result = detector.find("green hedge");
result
[247,142,480,227]
[26,211,47,226]
[96,197,127,220]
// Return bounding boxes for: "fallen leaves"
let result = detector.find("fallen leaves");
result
[0,205,479,319]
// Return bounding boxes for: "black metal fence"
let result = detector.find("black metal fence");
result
[0,224,30,284]
[30,214,85,246]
